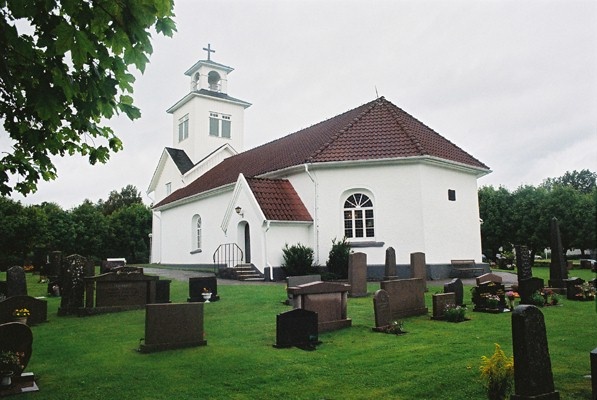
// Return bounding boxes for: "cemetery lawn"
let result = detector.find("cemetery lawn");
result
[3,269,596,400]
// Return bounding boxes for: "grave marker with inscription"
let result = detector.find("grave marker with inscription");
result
[432,292,456,319]
[348,252,367,297]
[373,289,392,329]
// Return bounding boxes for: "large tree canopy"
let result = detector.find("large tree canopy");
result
[0,0,175,195]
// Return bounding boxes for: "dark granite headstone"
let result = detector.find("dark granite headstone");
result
[58,254,87,315]
[155,280,171,303]
[549,217,568,289]
[444,278,464,306]
[518,277,545,305]
[274,308,319,350]
[511,305,560,400]
[591,348,597,400]
[516,245,533,281]
[0,296,48,325]
[188,276,219,302]
[384,247,397,279]
[0,322,33,376]
[138,303,207,353]
[472,281,507,311]
[6,266,27,298]
[373,289,392,328]
[563,277,585,300]
[348,252,367,297]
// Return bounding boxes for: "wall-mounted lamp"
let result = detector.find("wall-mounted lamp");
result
[235,206,243,217]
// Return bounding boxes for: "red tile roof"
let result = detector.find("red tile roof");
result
[154,97,489,208]
[246,178,312,221]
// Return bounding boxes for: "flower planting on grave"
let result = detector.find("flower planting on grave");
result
[574,282,596,301]
[444,304,467,322]
[0,350,24,375]
[12,308,30,318]
[378,320,406,335]
[505,291,518,310]
[479,343,514,400]
[530,289,560,307]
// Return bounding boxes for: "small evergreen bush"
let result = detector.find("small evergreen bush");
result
[281,243,314,276]
[325,237,351,279]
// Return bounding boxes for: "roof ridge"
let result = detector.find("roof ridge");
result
[383,100,427,155]
[307,98,383,162]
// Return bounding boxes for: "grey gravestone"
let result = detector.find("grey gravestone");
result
[432,292,456,319]
[0,296,48,325]
[373,289,392,328]
[444,278,464,306]
[511,305,560,400]
[58,254,87,315]
[274,308,319,350]
[380,278,428,319]
[591,348,597,400]
[410,252,427,291]
[384,247,397,279]
[188,276,219,302]
[518,277,545,305]
[138,303,207,353]
[155,280,172,303]
[6,266,27,298]
[516,245,533,281]
[549,217,568,289]
[348,252,367,297]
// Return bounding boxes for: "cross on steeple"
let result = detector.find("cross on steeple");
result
[203,43,215,61]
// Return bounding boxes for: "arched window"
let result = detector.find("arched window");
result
[343,193,374,239]
[192,214,202,251]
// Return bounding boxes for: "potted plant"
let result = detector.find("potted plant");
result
[0,350,23,387]
[505,291,519,310]
[12,308,30,324]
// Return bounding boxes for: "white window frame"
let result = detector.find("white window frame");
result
[178,114,189,142]
[343,193,375,240]
[165,182,171,196]
[209,112,231,138]
[191,214,202,252]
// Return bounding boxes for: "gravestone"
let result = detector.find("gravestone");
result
[432,292,456,319]
[81,267,165,315]
[6,266,27,298]
[563,277,585,300]
[155,279,172,303]
[0,296,48,325]
[591,348,597,400]
[348,252,367,297]
[549,217,568,289]
[379,278,428,319]
[475,272,502,286]
[0,322,33,376]
[274,308,320,350]
[384,247,398,280]
[515,245,533,281]
[373,289,392,329]
[44,251,62,295]
[511,305,560,399]
[58,254,87,315]
[287,281,351,332]
[410,252,427,291]
[518,277,545,305]
[138,303,207,353]
[188,276,219,302]
[444,278,464,306]
[472,281,507,311]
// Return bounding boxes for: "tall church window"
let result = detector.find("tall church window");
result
[209,112,231,138]
[192,214,202,251]
[165,182,171,196]
[343,193,374,239]
[178,114,189,142]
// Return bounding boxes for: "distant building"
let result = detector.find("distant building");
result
[147,50,491,279]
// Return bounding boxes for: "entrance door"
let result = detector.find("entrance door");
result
[244,223,251,263]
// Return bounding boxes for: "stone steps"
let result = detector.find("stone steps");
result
[233,264,264,281]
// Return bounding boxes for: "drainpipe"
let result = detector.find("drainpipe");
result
[304,164,319,265]
[264,220,273,280]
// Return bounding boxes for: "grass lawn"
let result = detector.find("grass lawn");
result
[1,267,595,400]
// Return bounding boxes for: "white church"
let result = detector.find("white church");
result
[147,48,491,280]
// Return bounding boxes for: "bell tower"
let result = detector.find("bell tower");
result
[166,44,251,164]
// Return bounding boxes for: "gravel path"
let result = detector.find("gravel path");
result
[143,267,518,286]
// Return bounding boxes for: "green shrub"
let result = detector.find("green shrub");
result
[325,237,351,279]
[444,304,466,322]
[479,343,514,400]
[281,243,314,276]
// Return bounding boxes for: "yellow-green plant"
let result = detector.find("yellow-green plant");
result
[479,343,514,400]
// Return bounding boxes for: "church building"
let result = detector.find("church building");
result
[147,48,491,280]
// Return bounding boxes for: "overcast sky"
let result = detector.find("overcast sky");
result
[4,0,597,209]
